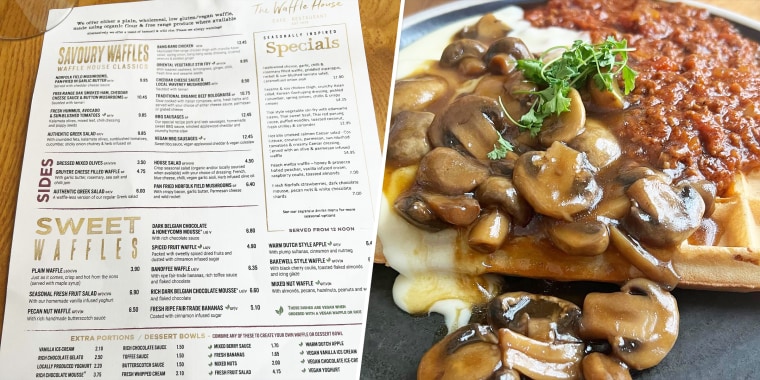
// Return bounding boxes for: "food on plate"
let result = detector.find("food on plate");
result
[417,278,678,379]
[378,0,760,377]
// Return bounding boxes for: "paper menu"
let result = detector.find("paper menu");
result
[0,0,384,378]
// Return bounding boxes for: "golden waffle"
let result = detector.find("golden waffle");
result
[376,171,760,292]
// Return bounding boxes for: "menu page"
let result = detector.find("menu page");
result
[0,0,384,378]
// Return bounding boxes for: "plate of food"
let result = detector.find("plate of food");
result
[363,0,760,378]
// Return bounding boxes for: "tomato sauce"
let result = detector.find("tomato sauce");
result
[526,0,760,195]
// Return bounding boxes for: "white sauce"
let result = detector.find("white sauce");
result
[381,6,589,332]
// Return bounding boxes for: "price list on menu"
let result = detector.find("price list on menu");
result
[0,0,383,379]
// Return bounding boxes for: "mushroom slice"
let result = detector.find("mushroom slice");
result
[459,13,513,44]
[427,95,506,160]
[486,292,582,344]
[416,147,491,195]
[624,177,705,247]
[386,111,434,168]
[483,37,533,75]
[440,39,488,76]
[417,323,502,380]
[539,88,586,146]
[677,177,717,218]
[487,152,519,177]
[513,142,602,221]
[568,118,621,169]
[615,163,671,188]
[393,190,448,231]
[608,225,681,290]
[545,219,609,256]
[498,328,584,380]
[587,76,626,111]
[475,176,533,226]
[497,72,540,133]
[392,75,449,117]
[421,192,482,227]
[468,208,510,253]
[579,278,679,371]
[581,353,632,380]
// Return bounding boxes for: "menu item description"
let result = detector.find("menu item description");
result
[0,0,383,379]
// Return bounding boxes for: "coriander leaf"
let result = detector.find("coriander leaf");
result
[487,135,514,160]
[498,36,637,139]
[516,59,544,83]
[622,65,637,94]
[518,107,542,135]
[542,87,571,116]
[593,72,614,90]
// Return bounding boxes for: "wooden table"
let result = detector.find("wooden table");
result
[0,0,399,339]
[0,0,758,340]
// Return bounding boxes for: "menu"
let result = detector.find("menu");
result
[0,0,385,378]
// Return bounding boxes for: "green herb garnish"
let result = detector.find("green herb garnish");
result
[507,36,637,135]
[487,135,513,160]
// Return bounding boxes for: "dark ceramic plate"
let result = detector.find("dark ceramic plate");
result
[362,1,760,379]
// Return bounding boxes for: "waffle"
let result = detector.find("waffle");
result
[376,170,760,292]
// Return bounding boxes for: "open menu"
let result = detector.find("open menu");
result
[0,0,385,378]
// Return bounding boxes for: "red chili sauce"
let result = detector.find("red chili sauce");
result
[526,0,760,195]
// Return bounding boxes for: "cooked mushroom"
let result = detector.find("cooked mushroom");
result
[608,225,680,290]
[416,147,491,195]
[498,328,584,380]
[499,72,540,132]
[417,323,502,380]
[392,75,450,117]
[581,353,632,380]
[459,13,513,44]
[468,208,510,253]
[490,369,522,380]
[538,88,586,146]
[513,142,602,221]
[579,278,679,371]
[676,177,717,217]
[386,111,434,167]
[487,292,585,379]
[593,194,631,220]
[487,292,582,344]
[568,118,621,169]
[587,76,626,111]
[440,39,488,76]
[615,163,672,188]
[472,74,508,99]
[623,176,705,247]
[487,151,519,176]
[545,219,609,256]
[421,192,482,227]
[483,37,533,75]
[475,176,533,226]
[393,190,448,231]
[427,95,506,160]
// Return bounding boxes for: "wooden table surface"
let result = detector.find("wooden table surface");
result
[0,0,757,340]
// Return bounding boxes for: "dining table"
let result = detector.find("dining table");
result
[0,0,758,362]
[0,0,400,340]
